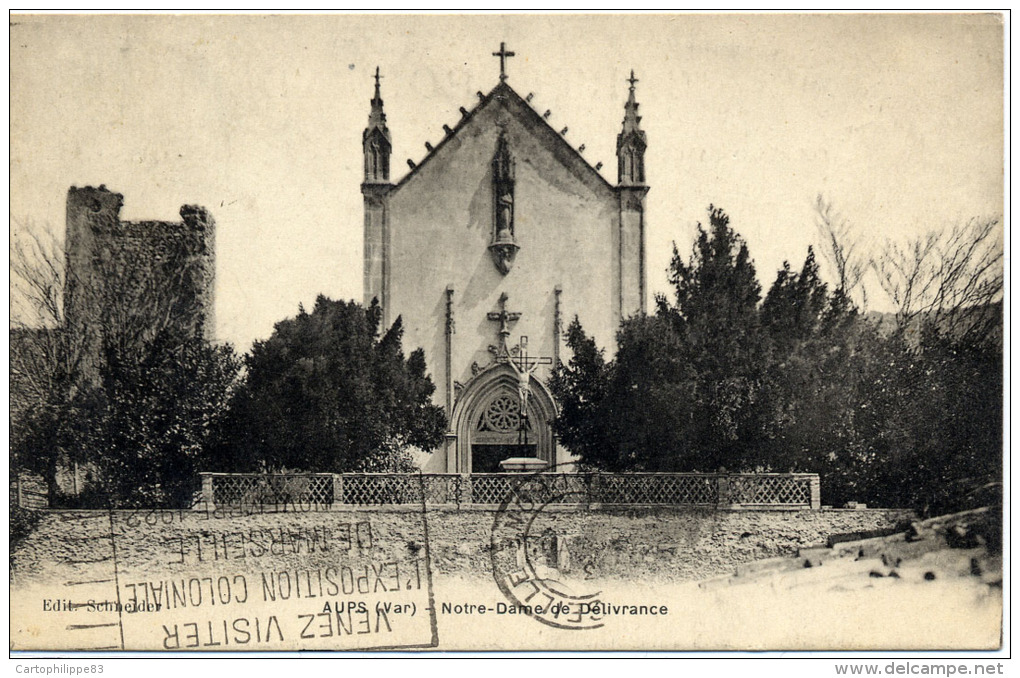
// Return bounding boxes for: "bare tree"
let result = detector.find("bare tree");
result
[10,219,86,407]
[873,217,1003,348]
[814,195,869,310]
[11,218,88,497]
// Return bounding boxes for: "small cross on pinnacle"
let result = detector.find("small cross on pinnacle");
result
[493,42,515,82]
[375,66,382,86]
[628,70,639,89]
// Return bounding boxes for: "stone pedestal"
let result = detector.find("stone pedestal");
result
[499,457,548,473]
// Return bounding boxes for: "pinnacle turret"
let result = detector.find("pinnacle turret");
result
[621,70,643,135]
[363,66,392,184]
[617,70,647,186]
[366,66,390,141]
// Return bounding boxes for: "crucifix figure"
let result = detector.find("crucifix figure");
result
[492,42,515,82]
[506,335,553,422]
[486,292,520,354]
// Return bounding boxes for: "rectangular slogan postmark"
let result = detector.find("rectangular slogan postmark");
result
[11,496,439,651]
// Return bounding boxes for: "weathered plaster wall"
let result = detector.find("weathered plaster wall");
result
[385,93,623,472]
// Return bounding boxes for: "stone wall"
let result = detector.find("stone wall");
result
[11,506,910,586]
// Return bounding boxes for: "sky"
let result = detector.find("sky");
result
[9,13,1004,351]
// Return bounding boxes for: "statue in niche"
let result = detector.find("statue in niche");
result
[493,135,514,240]
[489,132,520,274]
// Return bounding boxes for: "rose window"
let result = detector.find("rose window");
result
[482,394,521,433]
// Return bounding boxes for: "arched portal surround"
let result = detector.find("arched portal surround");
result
[449,362,557,473]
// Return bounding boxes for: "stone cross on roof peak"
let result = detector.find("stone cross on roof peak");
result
[492,42,516,82]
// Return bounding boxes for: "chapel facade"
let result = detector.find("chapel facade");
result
[362,47,648,473]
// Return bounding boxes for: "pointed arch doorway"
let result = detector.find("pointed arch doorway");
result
[449,362,556,473]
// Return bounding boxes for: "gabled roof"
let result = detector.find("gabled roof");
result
[393,81,615,194]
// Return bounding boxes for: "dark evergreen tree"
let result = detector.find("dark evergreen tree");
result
[546,203,1002,517]
[215,296,446,473]
[759,247,865,476]
[89,330,241,507]
[547,318,614,468]
[603,314,700,470]
[761,247,831,354]
[553,206,771,471]
[651,206,771,470]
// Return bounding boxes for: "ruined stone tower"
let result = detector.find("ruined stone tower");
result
[64,185,216,379]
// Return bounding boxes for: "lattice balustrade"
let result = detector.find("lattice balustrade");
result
[420,474,462,505]
[530,473,592,504]
[340,474,423,505]
[470,473,592,506]
[728,474,812,506]
[210,473,333,507]
[595,473,720,505]
[199,471,819,509]
[469,474,517,505]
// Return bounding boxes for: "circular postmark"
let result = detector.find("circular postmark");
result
[489,465,606,630]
